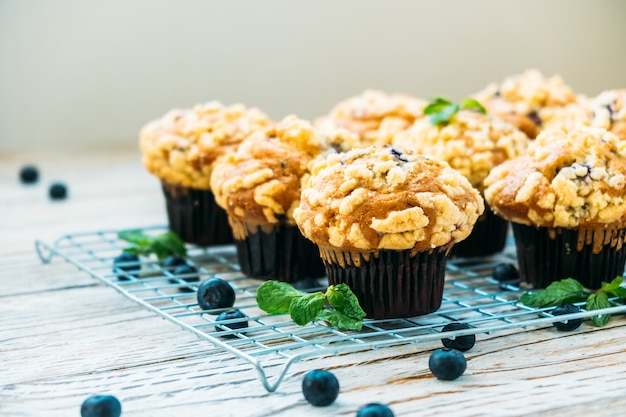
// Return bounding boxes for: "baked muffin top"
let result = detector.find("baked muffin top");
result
[210,115,359,225]
[484,127,626,229]
[140,101,271,189]
[590,89,626,140]
[315,89,426,146]
[294,145,484,253]
[393,109,529,192]
[472,69,578,138]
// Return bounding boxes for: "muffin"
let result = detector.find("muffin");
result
[140,101,271,246]
[472,69,578,138]
[484,126,626,289]
[394,107,529,257]
[315,89,426,147]
[294,145,484,319]
[210,115,359,282]
[590,89,626,140]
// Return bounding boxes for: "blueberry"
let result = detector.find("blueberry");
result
[302,369,340,407]
[441,322,475,352]
[196,278,235,312]
[551,304,583,331]
[49,182,68,200]
[19,165,39,184]
[428,348,467,381]
[162,255,188,270]
[214,309,248,338]
[112,252,140,280]
[492,263,520,282]
[171,264,199,291]
[356,403,395,417]
[80,394,121,417]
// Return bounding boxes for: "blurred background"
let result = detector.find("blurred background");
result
[1,0,625,152]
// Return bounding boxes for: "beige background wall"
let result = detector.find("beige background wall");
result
[1,0,625,152]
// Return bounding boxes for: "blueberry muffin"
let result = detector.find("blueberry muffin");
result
[315,89,426,147]
[140,101,271,246]
[484,126,626,289]
[210,115,359,282]
[294,145,484,319]
[394,108,529,257]
[472,69,578,139]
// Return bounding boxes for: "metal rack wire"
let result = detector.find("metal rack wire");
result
[35,225,626,392]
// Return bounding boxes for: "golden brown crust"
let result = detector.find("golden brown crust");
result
[315,89,426,146]
[393,110,529,192]
[294,145,484,253]
[472,69,578,138]
[210,116,359,225]
[140,101,271,189]
[484,127,626,229]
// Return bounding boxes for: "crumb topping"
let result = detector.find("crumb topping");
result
[140,101,271,189]
[472,69,577,138]
[590,89,626,140]
[484,127,626,229]
[294,145,484,252]
[316,89,426,146]
[393,110,529,192]
[210,116,359,225]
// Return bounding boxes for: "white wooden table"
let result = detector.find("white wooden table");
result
[2,150,626,417]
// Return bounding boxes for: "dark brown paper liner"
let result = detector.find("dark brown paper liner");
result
[450,207,509,258]
[161,182,234,247]
[231,219,325,282]
[512,223,626,289]
[321,247,451,319]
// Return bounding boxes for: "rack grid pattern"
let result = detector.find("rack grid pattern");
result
[35,226,626,392]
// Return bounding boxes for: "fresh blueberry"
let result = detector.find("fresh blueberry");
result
[112,252,140,280]
[214,309,248,338]
[441,322,475,352]
[492,263,520,282]
[196,278,235,312]
[49,182,68,200]
[80,394,122,417]
[302,369,340,407]
[162,255,188,270]
[171,264,199,291]
[19,165,39,184]
[356,403,395,417]
[428,348,467,381]
[551,304,583,331]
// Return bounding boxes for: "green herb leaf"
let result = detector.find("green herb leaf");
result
[316,309,363,331]
[587,291,612,327]
[518,278,588,308]
[117,229,187,260]
[327,284,366,320]
[256,280,307,314]
[428,104,460,126]
[599,276,626,298]
[289,292,326,325]
[256,280,366,330]
[460,98,487,115]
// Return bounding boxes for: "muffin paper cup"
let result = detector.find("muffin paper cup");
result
[321,246,451,319]
[512,223,626,289]
[231,219,325,282]
[450,207,509,258]
[161,182,234,247]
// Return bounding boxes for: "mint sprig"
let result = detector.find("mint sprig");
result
[117,229,187,260]
[256,281,366,331]
[423,97,486,126]
[518,276,626,327]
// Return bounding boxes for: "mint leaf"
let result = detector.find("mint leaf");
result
[118,230,153,248]
[117,229,187,260]
[587,291,612,327]
[316,309,363,331]
[518,278,588,308]
[429,104,460,126]
[289,292,325,325]
[460,98,487,114]
[256,280,307,314]
[599,276,626,298]
[327,284,366,320]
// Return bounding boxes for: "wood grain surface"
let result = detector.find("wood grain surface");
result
[1,150,625,417]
